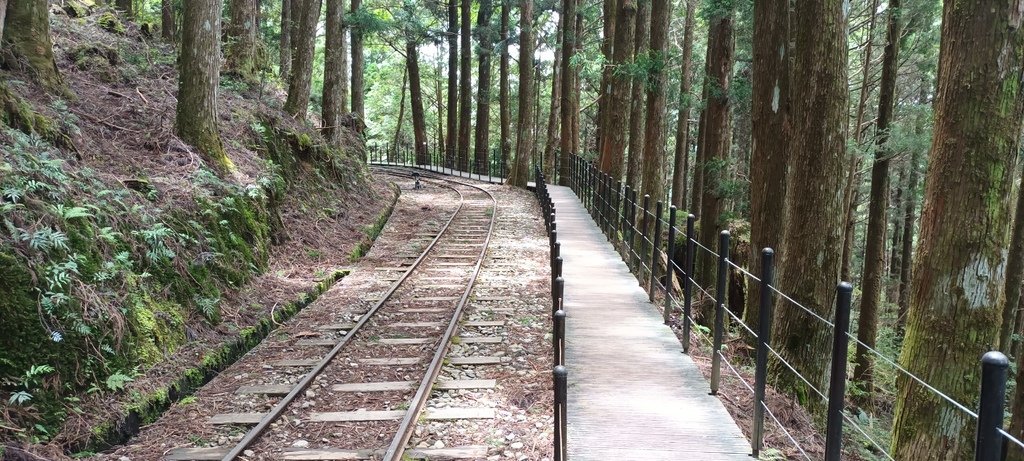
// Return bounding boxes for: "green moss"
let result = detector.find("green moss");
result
[0,83,75,149]
[98,12,126,35]
[127,297,185,365]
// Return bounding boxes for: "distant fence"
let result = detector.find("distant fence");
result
[366,142,508,182]
[566,152,1017,461]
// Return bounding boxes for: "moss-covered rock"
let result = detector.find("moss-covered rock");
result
[63,0,95,18]
[98,12,125,35]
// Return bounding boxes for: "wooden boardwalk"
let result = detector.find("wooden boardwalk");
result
[550,185,751,460]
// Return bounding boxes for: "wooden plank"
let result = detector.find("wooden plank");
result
[297,339,337,347]
[236,384,292,395]
[319,323,356,330]
[416,284,464,289]
[163,447,230,460]
[400,308,447,313]
[474,296,513,302]
[448,356,507,365]
[405,446,490,459]
[280,449,373,460]
[463,320,505,327]
[378,338,432,345]
[457,336,502,344]
[435,379,497,390]
[359,357,420,365]
[209,413,263,425]
[308,410,405,422]
[273,359,320,367]
[432,262,475,266]
[280,446,489,460]
[391,321,445,328]
[331,381,416,392]
[411,296,459,301]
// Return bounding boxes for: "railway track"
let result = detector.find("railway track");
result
[164,169,509,461]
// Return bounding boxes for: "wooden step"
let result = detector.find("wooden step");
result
[209,413,264,425]
[163,447,230,460]
[319,323,356,331]
[463,320,505,327]
[378,338,432,345]
[236,384,293,395]
[307,407,494,423]
[279,446,489,460]
[457,336,503,344]
[359,357,420,366]
[448,356,507,365]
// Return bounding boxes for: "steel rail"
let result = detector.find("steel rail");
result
[221,172,478,461]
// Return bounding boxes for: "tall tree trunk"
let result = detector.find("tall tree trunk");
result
[840,160,862,281]
[392,69,408,161]
[888,162,906,283]
[532,58,543,168]
[598,0,636,181]
[458,0,473,171]
[4,0,63,93]
[595,0,616,158]
[407,42,429,165]
[543,45,562,179]
[284,0,323,119]
[499,0,512,177]
[557,0,578,185]
[322,0,349,144]
[744,0,789,334]
[639,0,671,206]
[852,0,901,405]
[508,0,535,188]
[623,0,649,191]
[279,0,291,80]
[893,0,1024,455]
[570,11,582,158]
[670,0,697,210]
[437,55,445,157]
[473,0,495,175]
[767,0,848,409]
[896,90,925,333]
[695,9,733,303]
[177,0,229,170]
[447,0,460,166]
[350,0,365,120]
[1002,166,1024,351]
[689,43,711,218]
[226,0,261,81]
[161,0,176,41]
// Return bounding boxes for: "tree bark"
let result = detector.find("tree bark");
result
[350,0,365,120]
[896,91,925,333]
[852,0,900,405]
[473,0,495,175]
[556,0,578,185]
[767,0,848,410]
[623,0,649,192]
[744,0,789,335]
[670,0,696,210]
[542,44,562,179]
[893,0,1024,455]
[279,0,291,81]
[458,0,473,171]
[695,9,733,296]
[226,0,261,81]
[115,0,133,16]
[639,0,671,206]
[392,68,408,161]
[322,0,349,144]
[407,42,429,164]
[889,162,905,284]
[176,0,229,170]
[689,42,711,218]
[446,0,460,166]
[4,0,63,93]
[161,0,176,41]
[595,0,616,157]
[1001,167,1024,352]
[598,0,636,181]
[284,0,323,119]
[508,0,535,188]
[499,0,512,177]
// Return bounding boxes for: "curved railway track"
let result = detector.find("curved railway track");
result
[163,169,504,461]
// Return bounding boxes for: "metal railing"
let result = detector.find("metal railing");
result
[566,152,1016,461]
[366,142,510,182]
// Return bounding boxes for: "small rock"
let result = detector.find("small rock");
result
[243,450,255,457]
[118,457,131,461]
[292,439,310,448]
[510,442,524,449]
[305,390,316,398]
[433,440,446,449]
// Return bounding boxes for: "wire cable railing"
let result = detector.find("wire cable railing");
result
[565,152,1015,461]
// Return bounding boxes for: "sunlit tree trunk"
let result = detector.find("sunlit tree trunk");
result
[639,0,671,207]
[893,0,1024,455]
[557,0,578,185]
[447,0,459,165]
[116,0,133,16]
[279,0,291,81]
[508,0,535,188]
[161,0,176,41]
[670,0,696,210]
[853,0,901,405]
[226,0,260,81]
[350,0,365,120]
[767,0,848,409]
[624,0,650,192]
[744,0,789,334]
[458,0,473,171]
[4,0,63,93]
[177,0,230,170]
[595,0,616,158]
[407,42,429,164]
[542,43,561,179]
[598,0,636,181]
[473,0,495,174]
[322,0,349,144]
[284,0,322,119]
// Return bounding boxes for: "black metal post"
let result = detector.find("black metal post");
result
[710,230,730,395]
[825,282,854,461]
[752,248,775,457]
[639,195,651,282]
[649,201,664,301]
[552,276,564,315]
[553,309,566,366]
[976,351,1009,461]
[554,365,568,461]
[663,206,678,325]
[682,214,696,353]
[614,180,622,244]
[552,257,563,297]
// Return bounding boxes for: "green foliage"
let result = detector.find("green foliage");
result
[98,12,126,35]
